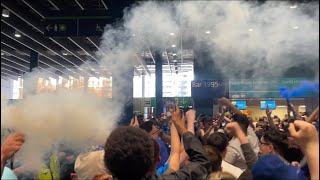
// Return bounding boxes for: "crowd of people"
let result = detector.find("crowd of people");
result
[1,97,319,180]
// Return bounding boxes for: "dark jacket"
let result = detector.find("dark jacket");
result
[114,132,211,180]
[238,143,258,180]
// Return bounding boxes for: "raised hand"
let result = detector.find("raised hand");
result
[288,120,319,180]
[224,122,248,144]
[186,109,196,122]
[218,97,230,106]
[129,116,139,127]
[266,105,272,116]
[169,104,187,135]
[169,104,181,123]
[288,120,318,151]
[1,132,25,161]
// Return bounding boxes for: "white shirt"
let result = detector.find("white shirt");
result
[221,160,243,178]
[224,126,260,170]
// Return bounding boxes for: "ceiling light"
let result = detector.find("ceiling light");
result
[2,9,10,18]
[293,26,299,29]
[170,33,175,35]
[290,5,297,9]
[14,30,21,38]
[172,45,176,47]
[62,52,68,56]
[132,34,136,37]
[1,52,4,56]
[248,28,253,32]
[205,31,211,34]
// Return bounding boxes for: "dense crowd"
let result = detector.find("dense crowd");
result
[1,97,319,180]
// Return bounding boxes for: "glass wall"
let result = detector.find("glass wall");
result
[133,63,194,98]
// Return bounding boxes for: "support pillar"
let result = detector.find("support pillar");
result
[30,50,39,72]
[155,51,163,119]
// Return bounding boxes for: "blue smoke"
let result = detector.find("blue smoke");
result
[280,80,319,99]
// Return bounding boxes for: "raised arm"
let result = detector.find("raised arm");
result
[224,122,257,169]
[288,103,302,121]
[218,97,242,115]
[288,121,319,180]
[201,125,214,144]
[186,110,196,134]
[1,133,25,177]
[306,106,319,123]
[167,121,181,172]
[266,105,276,129]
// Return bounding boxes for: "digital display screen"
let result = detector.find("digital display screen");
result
[231,101,247,110]
[260,101,276,110]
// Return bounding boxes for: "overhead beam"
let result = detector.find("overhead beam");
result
[20,0,45,19]
[0,6,95,78]
[86,37,105,56]
[1,45,30,64]
[1,67,21,76]
[68,37,101,64]
[1,18,84,68]
[134,53,151,76]
[47,0,60,10]
[1,56,30,69]
[134,68,141,77]
[1,30,78,78]
[1,0,44,34]
[1,63,25,74]
[75,0,85,10]
[1,39,73,77]
[1,72,19,79]
[101,0,109,10]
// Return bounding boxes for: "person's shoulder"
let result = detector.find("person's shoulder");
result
[221,161,243,178]
[228,137,241,146]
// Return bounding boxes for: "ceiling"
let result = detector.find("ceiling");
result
[1,0,195,81]
[2,0,316,80]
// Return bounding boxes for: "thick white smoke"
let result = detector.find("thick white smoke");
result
[0,0,318,173]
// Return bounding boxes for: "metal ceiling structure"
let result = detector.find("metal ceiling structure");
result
[0,0,198,81]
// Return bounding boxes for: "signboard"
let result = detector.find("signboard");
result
[191,80,228,99]
[150,97,192,107]
[43,10,116,37]
[229,78,308,98]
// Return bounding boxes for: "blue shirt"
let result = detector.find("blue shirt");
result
[156,138,170,169]
[1,167,18,180]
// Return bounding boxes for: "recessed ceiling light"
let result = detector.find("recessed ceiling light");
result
[2,9,10,18]
[14,30,21,37]
[205,31,211,34]
[290,5,297,9]
[170,33,175,36]
[172,45,176,47]
[248,28,253,32]
[132,34,136,37]
[293,26,299,29]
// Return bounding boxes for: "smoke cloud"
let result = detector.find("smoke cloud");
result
[1,0,319,173]
[280,80,319,99]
